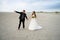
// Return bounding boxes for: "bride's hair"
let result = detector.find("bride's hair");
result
[32,11,36,18]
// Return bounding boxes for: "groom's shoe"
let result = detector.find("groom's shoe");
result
[23,27,25,29]
[18,27,20,30]
[18,28,20,30]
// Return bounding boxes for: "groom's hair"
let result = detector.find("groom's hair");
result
[23,10,25,12]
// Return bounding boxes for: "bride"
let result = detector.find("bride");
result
[28,11,42,30]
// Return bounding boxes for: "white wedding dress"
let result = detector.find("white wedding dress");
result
[28,15,42,30]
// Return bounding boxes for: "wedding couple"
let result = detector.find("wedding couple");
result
[15,10,42,30]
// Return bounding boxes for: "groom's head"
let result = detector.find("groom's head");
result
[23,10,25,13]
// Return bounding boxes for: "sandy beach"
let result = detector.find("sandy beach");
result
[0,12,60,40]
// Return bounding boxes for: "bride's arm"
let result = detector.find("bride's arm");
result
[29,14,32,20]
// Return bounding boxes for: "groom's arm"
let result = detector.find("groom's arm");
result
[25,14,28,20]
[15,11,22,14]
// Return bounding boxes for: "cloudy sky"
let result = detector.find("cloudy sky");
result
[0,0,60,12]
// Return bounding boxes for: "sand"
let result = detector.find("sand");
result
[0,12,60,40]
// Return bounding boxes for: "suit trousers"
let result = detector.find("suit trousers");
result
[18,19,25,29]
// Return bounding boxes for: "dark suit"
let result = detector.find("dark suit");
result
[15,11,28,29]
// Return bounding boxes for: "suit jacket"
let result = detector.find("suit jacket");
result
[15,11,28,21]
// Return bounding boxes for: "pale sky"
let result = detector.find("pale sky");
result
[0,0,60,12]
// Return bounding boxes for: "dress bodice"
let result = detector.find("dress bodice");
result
[32,15,36,18]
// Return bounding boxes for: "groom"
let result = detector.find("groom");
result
[15,10,28,30]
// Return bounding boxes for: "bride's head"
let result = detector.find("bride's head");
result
[32,11,35,14]
[32,11,36,18]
